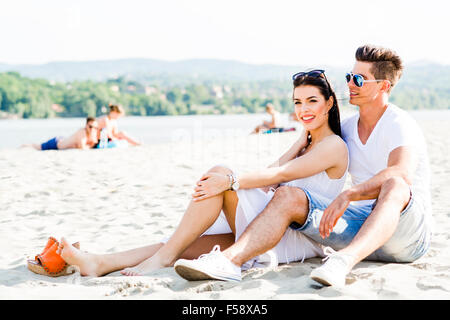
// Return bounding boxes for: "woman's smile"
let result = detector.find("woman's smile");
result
[300,114,316,124]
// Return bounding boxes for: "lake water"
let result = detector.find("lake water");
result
[0,109,448,149]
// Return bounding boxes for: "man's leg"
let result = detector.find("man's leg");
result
[221,186,309,267]
[339,176,411,269]
[173,185,310,281]
[310,176,412,287]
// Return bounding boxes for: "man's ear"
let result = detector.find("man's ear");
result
[381,80,391,93]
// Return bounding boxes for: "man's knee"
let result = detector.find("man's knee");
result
[379,176,411,206]
[272,186,308,219]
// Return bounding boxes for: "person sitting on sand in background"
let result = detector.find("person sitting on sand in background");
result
[252,103,281,133]
[23,117,99,151]
[52,69,349,278]
[96,104,141,147]
[289,111,301,122]
[171,44,433,288]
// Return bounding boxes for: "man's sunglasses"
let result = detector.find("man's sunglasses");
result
[346,72,385,87]
[88,125,99,130]
[292,69,325,81]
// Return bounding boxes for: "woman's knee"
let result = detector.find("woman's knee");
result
[206,165,232,175]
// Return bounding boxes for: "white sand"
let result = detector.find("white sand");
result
[1,119,449,300]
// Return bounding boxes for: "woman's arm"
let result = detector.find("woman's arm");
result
[259,130,309,192]
[193,135,347,201]
[267,129,309,168]
[238,136,346,189]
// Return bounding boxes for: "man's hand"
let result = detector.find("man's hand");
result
[260,184,279,193]
[192,172,230,201]
[319,191,352,238]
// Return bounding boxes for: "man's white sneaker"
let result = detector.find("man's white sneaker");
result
[310,247,354,287]
[174,245,242,282]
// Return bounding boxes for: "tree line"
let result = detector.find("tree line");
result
[0,71,448,119]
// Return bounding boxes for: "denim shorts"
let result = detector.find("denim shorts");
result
[290,188,432,263]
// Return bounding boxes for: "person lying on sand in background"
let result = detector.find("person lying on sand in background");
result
[95,104,141,147]
[52,69,349,278]
[22,117,99,151]
[252,103,281,133]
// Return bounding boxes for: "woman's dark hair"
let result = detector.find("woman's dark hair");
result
[293,74,341,138]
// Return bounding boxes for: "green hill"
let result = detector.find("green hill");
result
[0,59,448,119]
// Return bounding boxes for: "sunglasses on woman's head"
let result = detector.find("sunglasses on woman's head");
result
[292,69,325,81]
[345,72,385,87]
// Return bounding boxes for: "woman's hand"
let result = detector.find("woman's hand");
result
[192,172,230,201]
[299,129,310,149]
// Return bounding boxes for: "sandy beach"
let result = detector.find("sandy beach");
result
[0,117,449,300]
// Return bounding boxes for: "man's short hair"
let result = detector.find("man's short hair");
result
[86,116,96,124]
[355,44,404,92]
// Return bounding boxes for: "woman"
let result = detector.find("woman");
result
[57,70,348,276]
[96,104,141,147]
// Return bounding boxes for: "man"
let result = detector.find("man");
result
[174,45,433,287]
[25,117,99,150]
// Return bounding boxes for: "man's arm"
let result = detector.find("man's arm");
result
[345,146,416,201]
[319,145,417,238]
[78,136,90,150]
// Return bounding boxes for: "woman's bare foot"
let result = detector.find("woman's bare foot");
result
[120,255,168,276]
[58,237,101,277]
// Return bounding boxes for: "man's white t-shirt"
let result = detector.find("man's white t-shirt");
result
[341,104,432,221]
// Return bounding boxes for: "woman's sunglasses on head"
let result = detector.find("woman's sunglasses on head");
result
[292,69,332,92]
[292,69,325,81]
[346,72,386,87]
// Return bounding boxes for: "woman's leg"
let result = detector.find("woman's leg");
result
[120,197,225,274]
[59,239,163,277]
[60,166,239,276]
[222,191,238,235]
[121,167,238,275]
[59,233,235,277]
[117,131,140,146]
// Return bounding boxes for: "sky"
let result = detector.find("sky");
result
[0,0,449,67]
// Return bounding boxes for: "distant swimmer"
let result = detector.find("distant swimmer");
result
[22,117,99,151]
[252,103,281,134]
[95,104,141,147]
